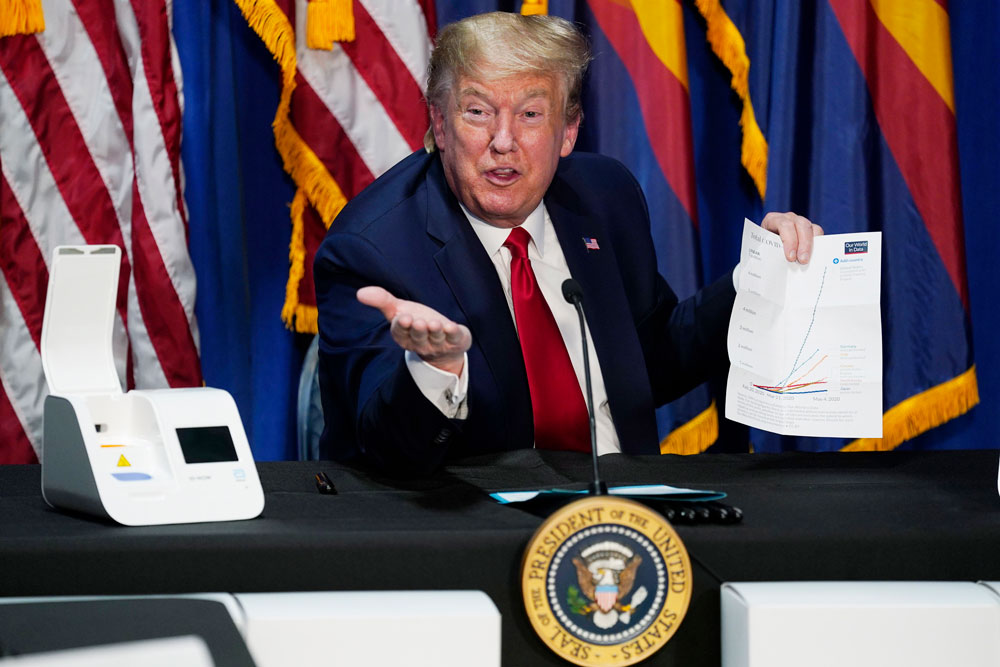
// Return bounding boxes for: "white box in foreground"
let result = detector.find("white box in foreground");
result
[721,581,1000,667]
[234,591,501,667]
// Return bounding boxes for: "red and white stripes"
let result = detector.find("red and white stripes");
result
[236,0,434,331]
[0,0,201,462]
[291,0,434,315]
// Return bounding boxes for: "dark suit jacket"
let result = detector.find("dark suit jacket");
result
[314,150,735,475]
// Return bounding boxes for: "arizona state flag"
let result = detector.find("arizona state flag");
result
[695,0,977,452]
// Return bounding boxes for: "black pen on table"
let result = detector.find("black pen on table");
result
[315,471,337,494]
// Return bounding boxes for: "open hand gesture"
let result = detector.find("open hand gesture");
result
[357,286,472,375]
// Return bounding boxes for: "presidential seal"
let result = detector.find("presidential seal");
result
[521,495,692,666]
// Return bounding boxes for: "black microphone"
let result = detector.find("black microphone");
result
[562,278,607,496]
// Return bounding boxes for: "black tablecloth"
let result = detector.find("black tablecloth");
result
[2,449,999,666]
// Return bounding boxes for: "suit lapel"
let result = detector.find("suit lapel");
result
[423,160,532,448]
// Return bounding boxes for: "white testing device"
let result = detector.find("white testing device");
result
[40,245,265,526]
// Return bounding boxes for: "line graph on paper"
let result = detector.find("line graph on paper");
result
[753,267,832,396]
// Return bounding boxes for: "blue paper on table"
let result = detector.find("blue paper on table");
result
[489,484,726,504]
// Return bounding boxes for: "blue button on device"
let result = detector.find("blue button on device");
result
[111,472,152,481]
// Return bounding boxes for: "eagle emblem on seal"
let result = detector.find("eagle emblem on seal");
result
[568,541,649,629]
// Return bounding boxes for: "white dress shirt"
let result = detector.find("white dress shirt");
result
[406,201,623,454]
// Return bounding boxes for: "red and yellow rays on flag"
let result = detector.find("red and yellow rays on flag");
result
[830,0,966,309]
[233,0,435,333]
[828,0,977,450]
[588,0,699,225]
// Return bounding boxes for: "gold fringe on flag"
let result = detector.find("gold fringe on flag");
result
[692,0,768,199]
[521,0,548,17]
[307,0,355,49]
[282,190,321,333]
[842,365,979,452]
[660,400,719,455]
[0,0,44,37]
[232,0,350,333]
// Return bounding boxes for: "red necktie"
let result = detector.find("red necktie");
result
[504,226,590,452]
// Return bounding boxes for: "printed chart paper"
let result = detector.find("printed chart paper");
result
[726,220,883,437]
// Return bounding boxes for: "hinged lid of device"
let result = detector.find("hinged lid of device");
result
[40,245,123,396]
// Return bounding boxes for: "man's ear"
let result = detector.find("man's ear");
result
[430,104,447,152]
[560,114,581,158]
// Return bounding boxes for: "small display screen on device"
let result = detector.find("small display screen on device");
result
[176,426,238,463]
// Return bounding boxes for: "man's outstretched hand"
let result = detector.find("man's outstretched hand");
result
[357,286,472,376]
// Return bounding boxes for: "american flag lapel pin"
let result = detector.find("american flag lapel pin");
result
[583,237,600,251]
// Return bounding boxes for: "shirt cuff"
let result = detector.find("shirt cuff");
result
[405,351,469,419]
[732,262,741,291]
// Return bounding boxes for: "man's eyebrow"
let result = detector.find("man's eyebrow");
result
[456,87,552,101]
[520,88,551,100]
[458,87,484,98]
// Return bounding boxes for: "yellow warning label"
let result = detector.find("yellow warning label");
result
[117,454,131,467]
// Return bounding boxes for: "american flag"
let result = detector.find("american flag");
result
[0,1,202,463]
[233,0,436,333]
[583,237,600,251]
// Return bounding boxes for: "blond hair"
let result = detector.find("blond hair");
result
[424,12,591,151]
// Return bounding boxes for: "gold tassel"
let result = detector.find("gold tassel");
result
[273,123,346,332]
[282,190,310,331]
[281,188,338,334]
[842,366,979,452]
[233,0,350,333]
[0,0,44,37]
[692,0,768,199]
[660,400,719,455]
[520,0,548,17]
[292,305,319,333]
[307,0,355,49]
[272,120,349,225]
[281,179,344,334]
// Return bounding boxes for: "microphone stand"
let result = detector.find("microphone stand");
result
[562,279,607,496]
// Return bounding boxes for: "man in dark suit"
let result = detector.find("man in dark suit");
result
[314,12,820,475]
